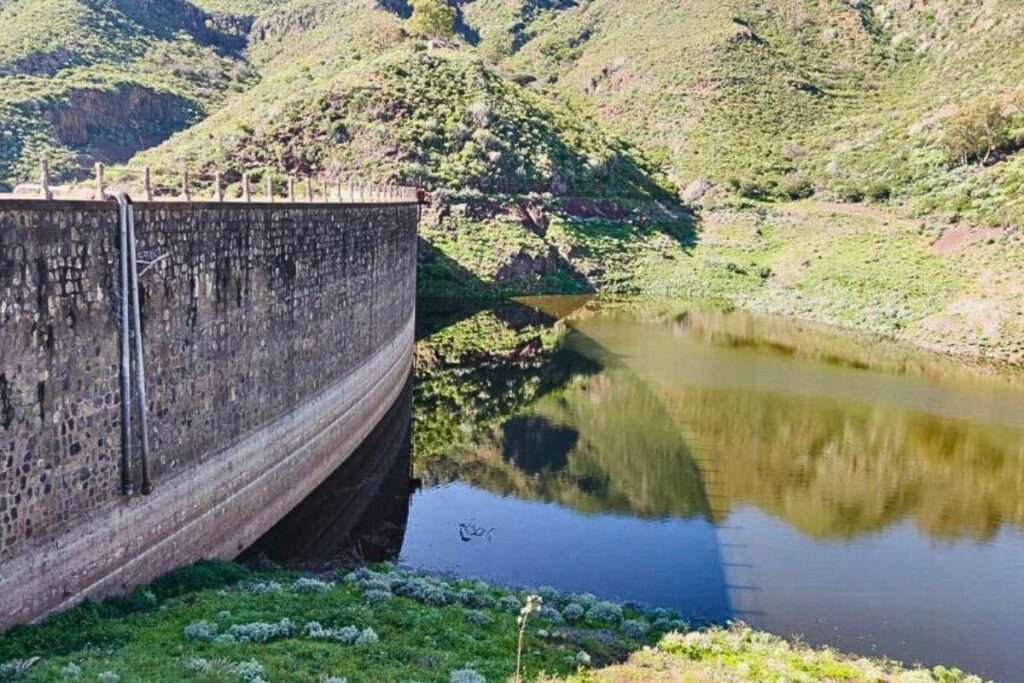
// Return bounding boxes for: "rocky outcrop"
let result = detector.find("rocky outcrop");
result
[40,86,199,165]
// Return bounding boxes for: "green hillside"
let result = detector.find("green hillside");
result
[0,0,254,187]
[2,0,1022,360]
[484,0,1024,227]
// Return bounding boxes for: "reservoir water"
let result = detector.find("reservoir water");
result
[257,297,1024,681]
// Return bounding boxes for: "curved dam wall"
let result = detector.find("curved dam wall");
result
[0,199,418,629]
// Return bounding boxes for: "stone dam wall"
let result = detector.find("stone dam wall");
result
[0,199,418,628]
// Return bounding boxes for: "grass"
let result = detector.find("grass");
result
[0,561,985,683]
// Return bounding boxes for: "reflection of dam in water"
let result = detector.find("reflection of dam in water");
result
[244,380,415,568]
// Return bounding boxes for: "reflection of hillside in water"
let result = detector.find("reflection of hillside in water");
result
[460,365,711,520]
[654,383,1024,540]
[425,303,1024,542]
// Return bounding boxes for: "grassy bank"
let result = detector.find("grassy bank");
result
[418,198,1024,369]
[0,562,985,683]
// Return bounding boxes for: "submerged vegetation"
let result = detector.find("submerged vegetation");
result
[0,561,986,682]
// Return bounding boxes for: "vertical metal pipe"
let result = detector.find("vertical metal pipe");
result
[126,203,153,495]
[113,195,134,495]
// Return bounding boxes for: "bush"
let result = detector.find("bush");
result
[449,669,486,683]
[865,182,891,202]
[836,184,865,203]
[498,596,522,613]
[464,609,494,626]
[585,601,623,624]
[620,619,651,639]
[183,621,218,642]
[305,622,360,644]
[292,577,332,593]
[355,627,379,646]
[227,619,295,643]
[781,174,814,199]
[562,603,585,622]
[942,96,1019,166]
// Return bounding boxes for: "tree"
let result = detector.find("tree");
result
[408,0,456,41]
[942,96,1016,166]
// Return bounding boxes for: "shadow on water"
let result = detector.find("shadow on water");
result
[241,379,415,569]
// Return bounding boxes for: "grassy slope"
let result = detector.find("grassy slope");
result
[0,561,984,683]
[641,200,1024,366]
[133,18,697,296]
[0,0,254,186]
[489,0,1024,227]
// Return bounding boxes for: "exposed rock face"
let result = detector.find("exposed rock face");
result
[514,200,549,237]
[41,86,199,165]
[496,247,562,281]
[123,0,251,54]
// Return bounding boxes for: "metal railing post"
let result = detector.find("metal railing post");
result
[95,162,105,200]
[40,159,52,200]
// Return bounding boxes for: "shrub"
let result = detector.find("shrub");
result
[234,659,267,683]
[227,619,295,643]
[240,581,282,594]
[736,178,771,199]
[585,601,623,624]
[865,182,891,202]
[364,589,393,605]
[184,621,219,642]
[59,662,82,678]
[305,622,360,644]
[538,606,565,625]
[464,609,494,626]
[293,577,332,593]
[498,596,522,613]
[570,593,597,610]
[355,628,379,646]
[562,603,585,622]
[185,657,210,673]
[458,590,497,609]
[449,668,486,683]
[942,96,1018,166]
[836,184,865,203]
[620,619,651,639]
[781,174,814,199]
